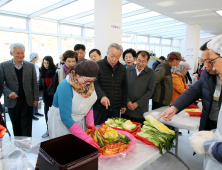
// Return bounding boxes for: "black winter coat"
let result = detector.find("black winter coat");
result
[39,68,58,105]
[94,57,127,111]
[172,69,222,131]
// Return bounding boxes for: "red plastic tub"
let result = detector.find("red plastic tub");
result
[132,130,156,147]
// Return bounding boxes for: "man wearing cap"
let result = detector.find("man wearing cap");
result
[152,52,181,110]
[93,43,127,125]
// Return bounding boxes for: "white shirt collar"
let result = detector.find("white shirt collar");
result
[136,66,144,76]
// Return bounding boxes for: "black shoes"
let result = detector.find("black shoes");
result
[35,113,44,117]
[33,116,39,120]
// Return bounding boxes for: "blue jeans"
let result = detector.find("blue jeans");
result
[33,105,38,116]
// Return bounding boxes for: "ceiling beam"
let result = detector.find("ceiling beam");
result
[0,0,12,8]
[28,0,78,18]
[122,9,150,18]
[122,0,130,5]
[123,20,179,32]
[139,25,186,35]
[84,21,94,27]
[123,15,167,27]
[59,10,94,23]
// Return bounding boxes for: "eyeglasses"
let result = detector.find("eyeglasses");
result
[202,59,210,64]
[82,77,97,83]
[209,57,221,66]
[137,59,147,64]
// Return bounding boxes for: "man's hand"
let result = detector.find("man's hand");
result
[132,102,138,110]
[101,96,110,109]
[127,101,134,111]
[121,108,126,114]
[8,92,18,99]
[158,106,177,121]
[33,101,38,107]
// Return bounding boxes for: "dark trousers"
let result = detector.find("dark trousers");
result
[121,114,145,124]
[94,109,120,125]
[44,102,52,129]
[8,99,33,137]
[206,119,217,130]
[152,101,167,110]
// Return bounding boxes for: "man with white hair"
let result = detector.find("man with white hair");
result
[0,43,39,137]
[93,43,127,125]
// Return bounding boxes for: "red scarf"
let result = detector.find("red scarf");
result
[45,74,53,87]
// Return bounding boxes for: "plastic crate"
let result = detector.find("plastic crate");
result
[39,134,99,170]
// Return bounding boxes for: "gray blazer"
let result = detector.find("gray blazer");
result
[125,65,155,119]
[0,59,39,108]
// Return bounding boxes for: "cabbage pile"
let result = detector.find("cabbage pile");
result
[105,118,137,131]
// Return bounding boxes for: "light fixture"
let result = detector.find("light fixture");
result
[216,10,222,16]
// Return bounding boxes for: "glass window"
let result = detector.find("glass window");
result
[122,33,136,42]
[172,47,180,53]
[85,28,94,37]
[0,15,26,29]
[31,19,57,34]
[162,39,171,45]
[40,0,94,20]
[0,0,61,15]
[161,46,171,57]
[61,37,83,54]
[172,40,181,46]
[137,36,148,43]
[85,39,94,60]
[61,25,81,36]
[150,45,160,57]
[137,44,146,50]
[122,43,135,51]
[32,35,58,65]
[0,31,29,62]
[122,3,143,14]
[150,37,160,44]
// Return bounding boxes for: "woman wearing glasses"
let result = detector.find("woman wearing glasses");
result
[48,60,100,149]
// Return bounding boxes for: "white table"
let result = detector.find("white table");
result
[144,106,201,170]
[99,140,164,170]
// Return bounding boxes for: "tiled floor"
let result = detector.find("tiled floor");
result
[3,103,204,170]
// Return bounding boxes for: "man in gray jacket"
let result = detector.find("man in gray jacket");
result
[0,43,39,137]
[123,51,155,123]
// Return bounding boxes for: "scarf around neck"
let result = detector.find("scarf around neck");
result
[68,70,94,98]
[62,64,70,79]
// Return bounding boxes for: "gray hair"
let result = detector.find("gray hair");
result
[176,61,191,71]
[107,43,123,55]
[10,43,25,53]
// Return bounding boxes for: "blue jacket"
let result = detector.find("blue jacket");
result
[172,69,222,131]
[152,60,161,70]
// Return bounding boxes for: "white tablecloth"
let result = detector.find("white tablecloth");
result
[99,140,163,170]
[144,106,200,131]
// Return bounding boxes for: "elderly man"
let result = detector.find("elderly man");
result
[93,43,127,125]
[74,44,86,62]
[158,42,222,131]
[152,52,182,110]
[123,51,155,124]
[0,43,39,137]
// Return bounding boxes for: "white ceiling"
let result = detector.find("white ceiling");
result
[129,0,222,36]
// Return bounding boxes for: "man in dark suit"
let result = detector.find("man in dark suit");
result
[0,43,39,137]
[123,51,155,124]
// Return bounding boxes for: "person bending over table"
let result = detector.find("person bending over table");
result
[158,41,222,131]
[48,60,100,149]
[160,35,222,170]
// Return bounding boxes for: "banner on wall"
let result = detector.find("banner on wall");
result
[109,21,121,34]
[185,47,195,59]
